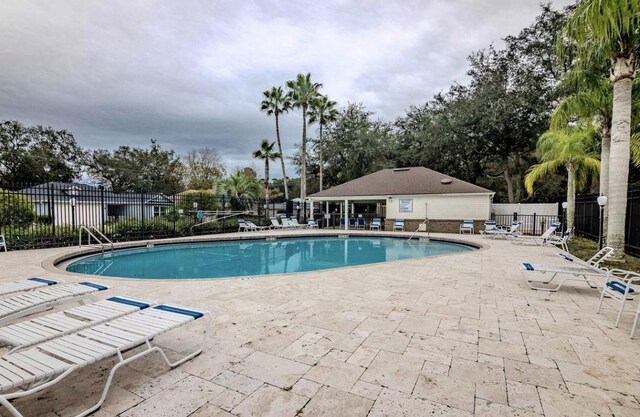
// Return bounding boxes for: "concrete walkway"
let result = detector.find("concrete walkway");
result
[0,231,638,416]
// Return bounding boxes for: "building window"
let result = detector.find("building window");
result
[153,206,168,217]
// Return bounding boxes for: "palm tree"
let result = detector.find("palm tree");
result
[252,139,280,203]
[525,124,600,232]
[260,87,291,199]
[286,73,322,203]
[560,0,640,254]
[308,94,338,191]
[215,171,261,211]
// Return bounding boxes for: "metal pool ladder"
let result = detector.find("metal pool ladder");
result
[79,225,114,253]
[408,218,430,242]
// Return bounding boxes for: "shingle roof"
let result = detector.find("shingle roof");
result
[310,167,492,198]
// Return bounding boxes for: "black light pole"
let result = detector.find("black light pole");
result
[561,201,568,235]
[597,195,608,250]
[70,198,77,230]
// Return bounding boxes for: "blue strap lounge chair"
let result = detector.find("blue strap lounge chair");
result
[0,277,61,298]
[370,218,382,231]
[307,219,318,228]
[393,219,404,231]
[0,303,210,417]
[0,296,154,352]
[0,281,110,326]
[357,217,366,229]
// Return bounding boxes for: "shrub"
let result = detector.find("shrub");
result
[0,190,36,226]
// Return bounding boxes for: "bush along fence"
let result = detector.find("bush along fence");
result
[0,182,286,250]
[575,184,640,258]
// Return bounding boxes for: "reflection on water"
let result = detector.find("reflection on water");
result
[66,237,472,279]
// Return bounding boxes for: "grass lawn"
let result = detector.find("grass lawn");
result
[567,236,640,273]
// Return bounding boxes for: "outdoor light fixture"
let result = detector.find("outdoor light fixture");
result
[597,195,607,250]
[69,198,77,230]
[562,201,568,209]
[561,201,568,234]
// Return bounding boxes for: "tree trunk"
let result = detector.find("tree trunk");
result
[264,160,269,203]
[301,105,307,203]
[600,122,611,237]
[275,113,288,200]
[503,157,514,203]
[566,162,576,232]
[319,123,324,191]
[606,56,634,255]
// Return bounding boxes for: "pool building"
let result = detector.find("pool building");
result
[309,167,495,232]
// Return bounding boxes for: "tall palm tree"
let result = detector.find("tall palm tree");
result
[560,0,640,254]
[308,94,338,191]
[252,139,280,203]
[525,124,600,232]
[260,87,291,199]
[286,73,322,203]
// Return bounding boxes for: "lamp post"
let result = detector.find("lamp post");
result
[597,195,608,250]
[69,198,77,230]
[561,201,568,234]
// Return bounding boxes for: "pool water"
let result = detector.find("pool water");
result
[65,237,473,279]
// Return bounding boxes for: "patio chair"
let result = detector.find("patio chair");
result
[393,219,404,231]
[289,218,306,228]
[585,246,615,267]
[510,224,560,246]
[596,268,640,328]
[0,281,109,326]
[479,220,497,238]
[459,220,474,234]
[0,277,61,298]
[519,254,608,292]
[632,302,640,338]
[238,219,251,232]
[370,218,382,231]
[348,217,357,228]
[357,216,366,229]
[270,217,286,229]
[544,230,571,252]
[0,235,6,253]
[0,303,210,417]
[307,219,319,228]
[0,296,154,352]
[486,222,520,239]
[245,221,270,231]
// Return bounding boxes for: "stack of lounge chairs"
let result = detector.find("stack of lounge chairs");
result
[0,277,210,416]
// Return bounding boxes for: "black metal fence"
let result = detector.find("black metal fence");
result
[492,213,563,236]
[575,184,640,257]
[0,182,289,250]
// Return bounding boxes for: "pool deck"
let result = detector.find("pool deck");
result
[1,230,639,417]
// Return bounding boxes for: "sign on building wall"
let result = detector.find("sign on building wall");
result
[399,198,413,212]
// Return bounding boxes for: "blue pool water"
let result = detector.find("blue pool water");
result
[65,237,473,279]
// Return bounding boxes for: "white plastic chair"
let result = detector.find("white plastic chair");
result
[0,235,6,253]
[307,219,318,228]
[370,218,382,231]
[393,219,404,231]
[0,303,210,417]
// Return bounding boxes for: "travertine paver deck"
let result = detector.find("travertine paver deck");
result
[1,230,640,417]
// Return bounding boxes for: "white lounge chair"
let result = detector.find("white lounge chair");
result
[596,268,640,328]
[0,235,6,253]
[238,219,251,232]
[479,220,497,237]
[0,303,210,417]
[544,230,571,252]
[0,277,61,298]
[510,225,559,245]
[0,296,154,352]
[245,221,270,231]
[269,217,286,229]
[0,281,109,325]
[307,219,319,228]
[519,259,607,292]
[485,222,520,239]
[289,218,306,228]
[370,218,382,231]
[393,219,404,231]
[459,220,474,234]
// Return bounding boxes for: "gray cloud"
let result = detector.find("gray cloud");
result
[0,0,573,176]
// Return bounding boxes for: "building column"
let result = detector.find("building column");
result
[344,199,349,230]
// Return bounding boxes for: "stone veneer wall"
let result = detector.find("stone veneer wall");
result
[384,219,485,234]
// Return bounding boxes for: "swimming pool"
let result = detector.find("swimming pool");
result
[65,237,474,279]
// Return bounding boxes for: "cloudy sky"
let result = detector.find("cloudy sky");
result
[1,0,573,177]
